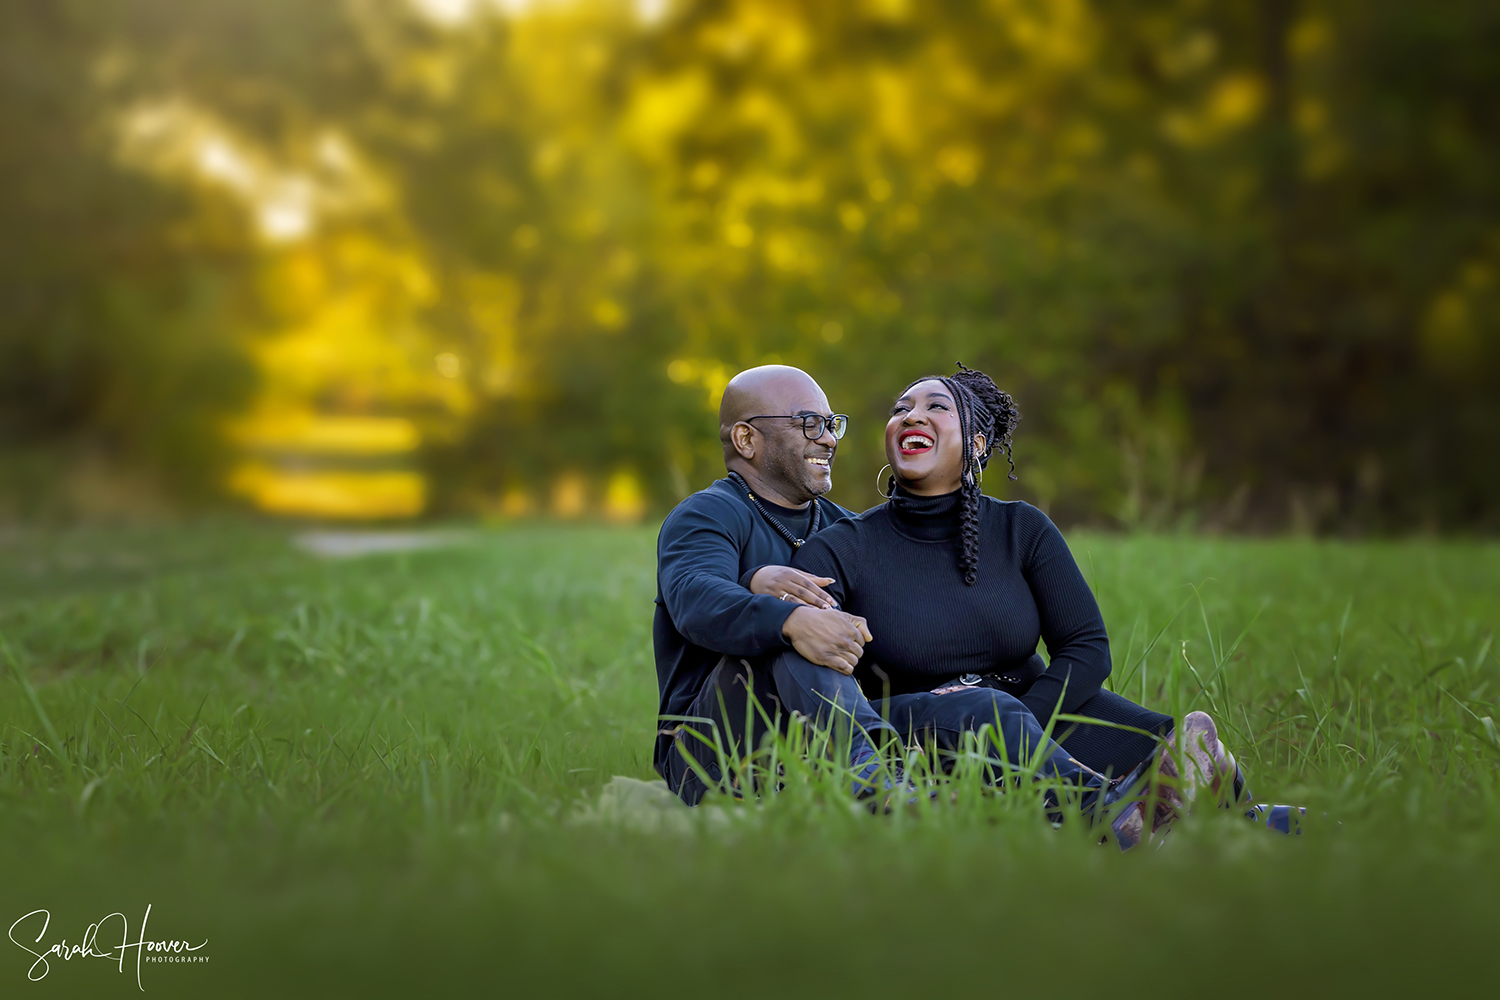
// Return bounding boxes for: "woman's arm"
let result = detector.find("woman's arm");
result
[788,520,858,610]
[785,523,872,673]
[1014,505,1112,723]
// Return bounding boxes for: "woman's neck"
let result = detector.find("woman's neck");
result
[894,483,961,500]
[887,484,962,540]
[894,474,961,496]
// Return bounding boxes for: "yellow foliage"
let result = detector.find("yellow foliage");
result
[665,358,732,411]
[1423,290,1481,370]
[624,71,711,160]
[593,299,628,329]
[992,0,1096,69]
[1291,16,1333,58]
[724,221,755,247]
[936,144,981,187]
[231,413,419,455]
[229,463,426,519]
[603,470,647,523]
[1163,74,1264,146]
[1295,99,1327,136]
[90,0,1459,527]
[1208,75,1265,128]
[500,486,534,518]
[115,99,386,246]
[1156,31,1217,79]
[765,230,813,272]
[838,202,867,232]
[861,0,911,22]
[551,472,588,518]
[230,230,465,519]
[697,2,810,68]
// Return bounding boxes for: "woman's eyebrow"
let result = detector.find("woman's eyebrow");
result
[921,391,954,403]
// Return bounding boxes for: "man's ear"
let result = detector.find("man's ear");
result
[731,422,758,460]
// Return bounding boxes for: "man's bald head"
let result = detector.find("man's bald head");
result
[719,365,829,446]
[718,365,838,506]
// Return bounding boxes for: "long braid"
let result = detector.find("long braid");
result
[895,364,1021,586]
[945,374,985,585]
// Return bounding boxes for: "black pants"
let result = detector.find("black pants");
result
[665,652,1108,805]
[1050,688,1174,778]
[664,656,785,806]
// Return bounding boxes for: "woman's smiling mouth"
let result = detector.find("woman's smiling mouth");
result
[898,433,934,456]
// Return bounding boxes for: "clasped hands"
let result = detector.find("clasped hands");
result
[750,565,872,675]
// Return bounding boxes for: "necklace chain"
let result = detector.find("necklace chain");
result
[726,472,820,549]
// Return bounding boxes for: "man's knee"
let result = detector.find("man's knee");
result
[700,656,780,721]
[769,649,863,716]
[681,656,785,776]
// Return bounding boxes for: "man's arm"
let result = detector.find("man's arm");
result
[658,499,800,658]
[737,500,855,607]
[745,565,838,608]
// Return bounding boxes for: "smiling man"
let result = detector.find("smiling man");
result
[652,365,873,804]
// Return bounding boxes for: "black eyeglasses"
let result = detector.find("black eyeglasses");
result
[743,413,850,440]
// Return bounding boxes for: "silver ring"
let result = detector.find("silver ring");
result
[779,593,789,601]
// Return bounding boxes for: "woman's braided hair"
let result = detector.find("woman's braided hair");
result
[887,363,1020,585]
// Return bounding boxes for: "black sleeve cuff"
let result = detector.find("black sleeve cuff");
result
[740,564,769,590]
[1022,678,1065,725]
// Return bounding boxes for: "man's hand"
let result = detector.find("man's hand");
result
[781,606,873,675]
[750,565,838,609]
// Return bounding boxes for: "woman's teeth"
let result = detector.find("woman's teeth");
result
[900,434,934,450]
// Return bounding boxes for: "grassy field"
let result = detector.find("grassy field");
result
[1,521,1497,998]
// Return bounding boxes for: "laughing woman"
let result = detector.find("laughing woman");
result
[787,364,1250,830]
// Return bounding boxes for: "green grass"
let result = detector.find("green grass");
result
[1,521,1498,998]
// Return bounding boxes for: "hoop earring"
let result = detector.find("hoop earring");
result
[875,464,895,499]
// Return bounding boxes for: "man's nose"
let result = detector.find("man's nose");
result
[814,422,838,446]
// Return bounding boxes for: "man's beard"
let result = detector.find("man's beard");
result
[763,438,832,501]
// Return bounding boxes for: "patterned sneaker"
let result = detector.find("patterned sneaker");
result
[1151,711,1248,832]
[1165,710,1239,807]
[1151,748,1186,832]
[1101,758,1152,851]
[1246,803,1306,834]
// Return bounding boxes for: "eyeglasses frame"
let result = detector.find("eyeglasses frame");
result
[742,412,850,441]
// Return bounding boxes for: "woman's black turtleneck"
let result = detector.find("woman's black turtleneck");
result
[789,487,1112,721]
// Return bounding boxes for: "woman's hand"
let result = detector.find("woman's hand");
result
[750,565,838,609]
[781,606,873,675]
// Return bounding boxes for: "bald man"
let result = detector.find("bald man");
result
[653,365,876,804]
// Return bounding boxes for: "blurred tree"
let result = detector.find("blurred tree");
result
[1,0,1495,528]
[0,0,254,513]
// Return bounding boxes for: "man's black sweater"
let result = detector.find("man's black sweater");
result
[789,487,1111,722]
[652,477,854,775]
